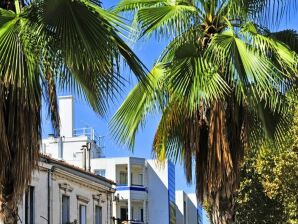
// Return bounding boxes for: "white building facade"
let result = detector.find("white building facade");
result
[41,96,202,224]
[90,157,176,224]
[17,156,115,224]
[175,191,202,224]
[41,96,101,170]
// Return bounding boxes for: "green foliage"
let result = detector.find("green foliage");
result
[236,149,286,223]
[111,0,298,223]
[236,106,298,224]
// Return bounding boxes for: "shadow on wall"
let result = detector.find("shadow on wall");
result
[146,161,175,224]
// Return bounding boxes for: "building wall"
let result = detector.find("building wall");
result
[186,196,198,224]
[146,160,170,224]
[42,135,100,170]
[59,96,74,138]
[187,193,203,224]
[175,191,185,224]
[175,191,200,224]
[17,162,113,224]
[91,158,174,224]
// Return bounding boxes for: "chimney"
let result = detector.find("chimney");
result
[58,96,74,137]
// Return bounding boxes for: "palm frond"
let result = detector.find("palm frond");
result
[110,63,166,148]
[159,24,205,62]
[24,0,148,116]
[0,0,149,220]
[153,101,196,183]
[241,22,297,76]
[0,8,41,220]
[169,56,230,109]
[206,28,295,112]
[135,2,199,39]
[227,0,298,26]
[269,29,298,54]
[114,0,166,12]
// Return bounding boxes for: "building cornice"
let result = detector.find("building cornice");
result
[52,167,115,193]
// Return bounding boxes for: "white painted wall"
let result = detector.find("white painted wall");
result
[176,191,185,224]
[17,161,113,224]
[90,158,173,224]
[59,96,74,138]
[147,160,170,224]
[42,135,100,170]
[175,191,199,224]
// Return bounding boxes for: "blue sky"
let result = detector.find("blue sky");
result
[41,1,298,223]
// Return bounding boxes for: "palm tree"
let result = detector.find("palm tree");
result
[0,0,147,223]
[110,0,298,223]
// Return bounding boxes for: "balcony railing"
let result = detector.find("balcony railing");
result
[73,127,104,145]
[115,185,147,193]
[73,127,96,140]
[112,218,145,224]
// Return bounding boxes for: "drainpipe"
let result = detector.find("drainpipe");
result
[58,137,63,159]
[106,193,109,224]
[81,146,87,171]
[86,142,92,172]
[48,167,54,224]
[88,149,91,172]
[81,142,91,171]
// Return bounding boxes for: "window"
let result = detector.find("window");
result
[95,206,102,224]
[94,169,106,177]
[120,208,128,221]
[140,208,144,222]
[79,205,87,224]
[132,173,143,186]
[62,195,70,224]
[119,171,127,185]
[138,174,143,185]
[25,186,34,224]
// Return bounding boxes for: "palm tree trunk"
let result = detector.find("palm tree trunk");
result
[198,100,244,224]
[0,1,22,223]
[210,192,236,224]
[0,169,19,224]
[0,202,18,224]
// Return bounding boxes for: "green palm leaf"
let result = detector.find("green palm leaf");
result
[112,1,298,223]
[136,3,199,38]
[114,0,166,12]
[269,29,298,54]
[110,63,166,148]
[0,0,148,220]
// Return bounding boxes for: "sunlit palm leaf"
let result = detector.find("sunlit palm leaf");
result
[169,56,230,108]
[0,9,42,220]
[112,0,298,223]
[269,29,298,54]
[114,0,166,12]
[0,0,148,220]
[136,2,199,38]
[110,63,166,148]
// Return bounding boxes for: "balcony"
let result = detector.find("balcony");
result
[113,199,146,224]
[116,165,145,187]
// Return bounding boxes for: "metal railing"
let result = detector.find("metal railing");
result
[112,218,145,224]
[73,127,104,145]
[73,127,96,140]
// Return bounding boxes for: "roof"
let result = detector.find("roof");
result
[40,154,115,185]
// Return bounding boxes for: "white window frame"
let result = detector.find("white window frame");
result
[79,204,87,224]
